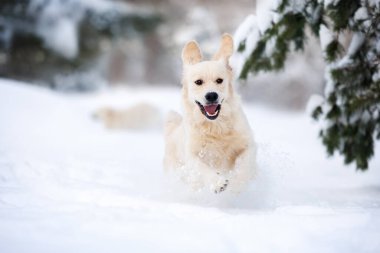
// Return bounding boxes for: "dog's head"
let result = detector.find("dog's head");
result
[181,34,234,121]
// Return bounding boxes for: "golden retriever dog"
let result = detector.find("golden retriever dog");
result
[164,34,257,193]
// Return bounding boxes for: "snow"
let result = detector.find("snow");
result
[319,25,334,51]
[30,0,82,59]
[373,68,380,82]
[1,78,380,253]
[233,15,257,52]
[306,94,324,115]
[324,0,341,8]
[368,0,380,8]
[347,32,365,57]
[37,18,78,59]
[232,0,282,70]
[330,32,366,68]
[287,0,307,13]
[256,0,277,33]
[232,0,287,78]
[354,7,369,21]
[376,39,380,53]
[26,0,139,59]
[264,37,276,57]
[232,15,260,78]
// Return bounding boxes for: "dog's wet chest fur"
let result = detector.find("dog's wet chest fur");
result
[189,127,248,171]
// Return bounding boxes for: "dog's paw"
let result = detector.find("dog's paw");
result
[214,179,229,194]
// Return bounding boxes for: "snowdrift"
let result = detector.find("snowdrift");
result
[0,78,379,253]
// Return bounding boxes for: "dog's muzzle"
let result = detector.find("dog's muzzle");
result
[195,101,222,120]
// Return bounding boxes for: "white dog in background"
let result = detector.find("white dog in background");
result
[93,103,161,130]
[164,34,257,193]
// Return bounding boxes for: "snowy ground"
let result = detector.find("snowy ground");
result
[0,78,380,253]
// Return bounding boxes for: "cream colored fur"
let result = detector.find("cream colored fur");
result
[164,34,257,193]
[94,103,161,130]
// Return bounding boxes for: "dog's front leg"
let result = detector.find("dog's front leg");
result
[213,172,230,193]
[227,147,257,193]
[200,167,230,193]
[183,154,229,193]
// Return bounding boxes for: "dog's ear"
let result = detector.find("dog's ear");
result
[212,33,234,63]
[182,41,202,65]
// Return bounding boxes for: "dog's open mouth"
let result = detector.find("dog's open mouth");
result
[195,101,221,120]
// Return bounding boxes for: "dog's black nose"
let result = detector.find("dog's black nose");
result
[205,92,218,103]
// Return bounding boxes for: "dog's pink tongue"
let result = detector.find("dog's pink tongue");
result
[204,104,218,114]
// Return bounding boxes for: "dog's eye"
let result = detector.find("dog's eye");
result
[194,79,203,85]
[216,78,223,84]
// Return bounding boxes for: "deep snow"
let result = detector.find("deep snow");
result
[0,78,380,253]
